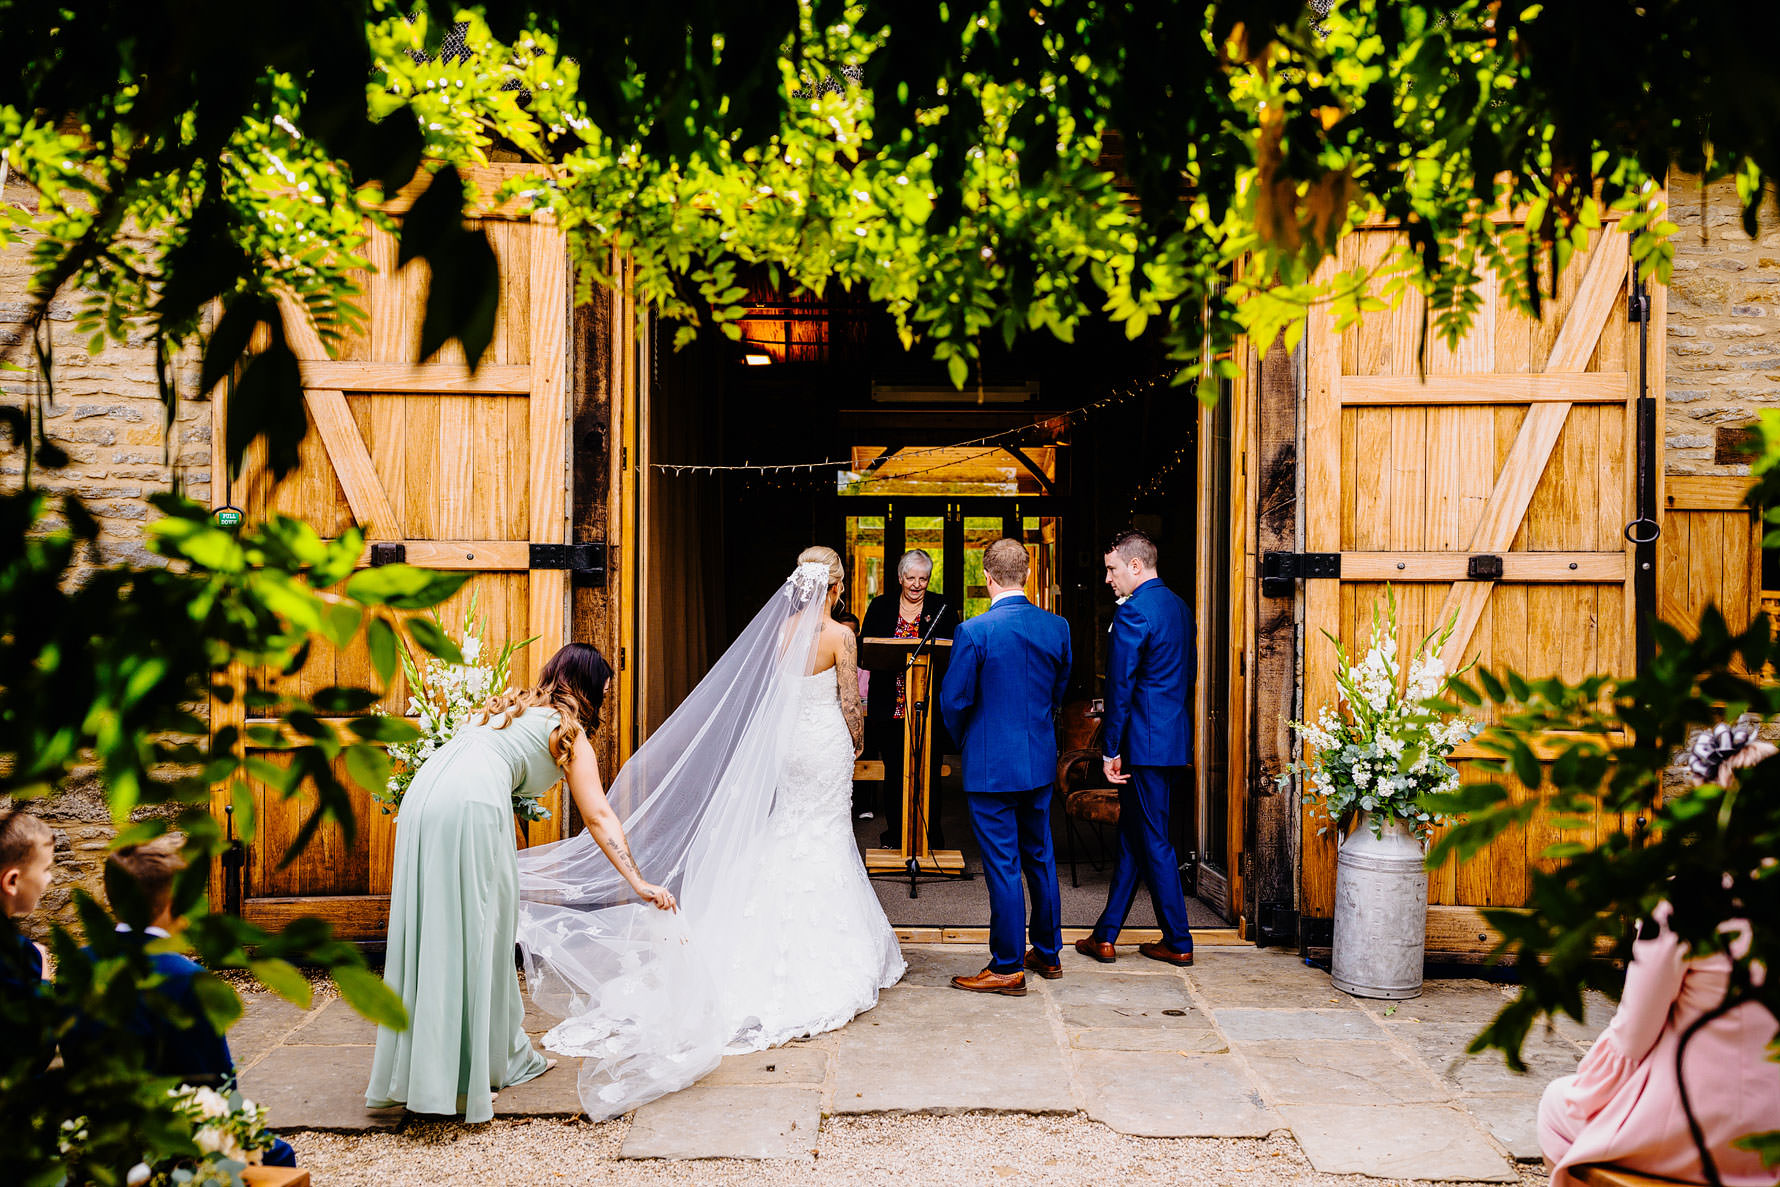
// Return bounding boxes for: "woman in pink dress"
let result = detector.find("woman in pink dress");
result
[1538,901,1780,1186]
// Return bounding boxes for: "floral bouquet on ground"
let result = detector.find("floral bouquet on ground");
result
[1282,586,1477,840]
[373,592,540,820]
[61,1085,277,1186]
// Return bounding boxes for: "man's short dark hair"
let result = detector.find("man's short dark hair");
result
[0,809,52,872]
[1106,529,1158,569]
[106,837,184,921]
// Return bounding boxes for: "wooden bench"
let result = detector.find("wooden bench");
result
[242,1167,310,1187]
[1571,1165,1690,1186]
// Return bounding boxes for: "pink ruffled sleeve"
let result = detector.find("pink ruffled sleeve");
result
[1557,906,1688,1118]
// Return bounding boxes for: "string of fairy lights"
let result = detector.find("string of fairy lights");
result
[652,373,1178,495]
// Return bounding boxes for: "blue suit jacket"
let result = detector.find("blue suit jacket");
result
[70,932,234,1085]
[1102,579,1196,768]
[939,595,1072,794]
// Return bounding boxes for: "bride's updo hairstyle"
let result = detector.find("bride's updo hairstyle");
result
[790,545,844,612]
[475,642,614,770]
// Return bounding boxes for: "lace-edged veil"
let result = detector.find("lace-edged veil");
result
[514,560,834,1117]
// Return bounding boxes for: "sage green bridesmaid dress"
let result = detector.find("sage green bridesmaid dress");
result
[365,707,558,1122]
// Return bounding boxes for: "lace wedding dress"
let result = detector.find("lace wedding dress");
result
[515,562,905,1119]
[718,667,906,1052]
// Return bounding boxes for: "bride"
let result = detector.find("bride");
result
[515,546,906,1117]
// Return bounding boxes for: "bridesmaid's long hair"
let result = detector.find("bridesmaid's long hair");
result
[475,643,614,770]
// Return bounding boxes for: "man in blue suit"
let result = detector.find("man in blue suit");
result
[940,538,1072,995]
[1078,529,1197,967]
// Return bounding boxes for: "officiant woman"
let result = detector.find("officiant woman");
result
[860,549,955,845]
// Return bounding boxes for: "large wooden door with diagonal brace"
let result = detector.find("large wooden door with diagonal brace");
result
[210,201,574,942]
[1300,219,1660,957]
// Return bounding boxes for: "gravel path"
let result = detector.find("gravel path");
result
[290,1113,1546,1186]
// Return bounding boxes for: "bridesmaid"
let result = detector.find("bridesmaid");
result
[366,643,675,1122]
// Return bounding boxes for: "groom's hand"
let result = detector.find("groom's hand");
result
[1103,755,1131,784]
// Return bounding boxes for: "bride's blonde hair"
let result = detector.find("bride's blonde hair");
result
[798,545,843,592]
[474,643,614,771]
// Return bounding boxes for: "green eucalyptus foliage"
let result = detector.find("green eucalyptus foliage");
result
[0,465,470,1184]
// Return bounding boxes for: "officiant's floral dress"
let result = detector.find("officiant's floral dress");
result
[366,708,558,1122]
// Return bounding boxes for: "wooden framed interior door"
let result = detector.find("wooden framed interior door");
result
[1299,217,1659,958]
[210,211,573,942]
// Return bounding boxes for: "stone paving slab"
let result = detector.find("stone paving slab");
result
[1280,1103,1517,1182]
[285,997,376,1046]
[239,1043,402,1132]
[1215,1008,1389,1042]
[230,994,312,1069]
[1355,981,1518,1028]
[1459,1093,1544,1161]
[1240,1039,1453,1105]
[1186,949,1361,1010]
[698,1047,830,1087]
[833,986,1074,1114]
[621,1086,821,1160]
[1076,1052,1281,1138]
[1401,1023,1580,1095]
[1046,971,1209,1029]
[897,945,995,987]
[1069,1027,1228,1053]
[494,1058,586,1116]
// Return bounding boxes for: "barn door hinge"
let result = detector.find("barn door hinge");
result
[530,541,608,587]
[1260,551,1340,598]
[1628,283,1651,323]
[1466,553,1504,580]
[369,542,406,566]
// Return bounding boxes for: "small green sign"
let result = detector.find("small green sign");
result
[214,505,244,528]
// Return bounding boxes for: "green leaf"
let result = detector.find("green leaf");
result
[345,744,393,797]
[367,615,399,684]
[335,963,408,1031]
[406,615,464,663]
[346,565,471,609]
[349,715,421,744]
[250,958,314,1009]
[190,970,245,1034]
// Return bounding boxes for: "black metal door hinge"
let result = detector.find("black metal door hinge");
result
[530,541,608,587]
[1260,551,1340,598]
[369,542,406,566]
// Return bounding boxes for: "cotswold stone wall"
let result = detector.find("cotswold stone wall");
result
[2,176,210,937]
[1665,171,1780,476]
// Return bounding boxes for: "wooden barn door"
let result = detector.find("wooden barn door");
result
[1299,219,1658,958]
[212,206,573,941]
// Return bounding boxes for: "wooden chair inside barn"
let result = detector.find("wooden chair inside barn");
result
[1054,698,1196,889]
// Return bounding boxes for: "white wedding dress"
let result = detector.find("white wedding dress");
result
[719,667,906,1052]
[514,562,905,1119]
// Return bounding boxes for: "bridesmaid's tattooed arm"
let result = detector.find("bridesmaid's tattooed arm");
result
[836,629,865,756]
[566,731,678,912]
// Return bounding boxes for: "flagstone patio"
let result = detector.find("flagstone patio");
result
[237,944,1606,1182]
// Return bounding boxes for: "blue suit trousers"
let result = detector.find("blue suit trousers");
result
[965,787,1063,973]
[1092,765,1194,952]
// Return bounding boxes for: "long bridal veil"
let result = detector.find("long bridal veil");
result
[515,562,833,1118]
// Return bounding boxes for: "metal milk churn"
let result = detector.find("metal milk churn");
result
[1330,810,1428,999]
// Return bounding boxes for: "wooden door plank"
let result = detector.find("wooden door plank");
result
[526,230,570,839]
[297,361,533,394]
[1301,254,1344,922]
[1337,551,1628,581]
[278,300,406,539]
[1429,229,1629,661]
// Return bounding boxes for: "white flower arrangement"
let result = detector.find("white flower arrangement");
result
[1282,586,1477,840]
[372,592,541,820]
[63,1085,278,1186]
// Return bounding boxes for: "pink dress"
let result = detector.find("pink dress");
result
[1539,903,1780,1186]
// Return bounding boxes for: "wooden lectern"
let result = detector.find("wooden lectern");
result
[857,636,965,886]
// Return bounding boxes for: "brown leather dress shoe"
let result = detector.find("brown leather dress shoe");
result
[1074,936,1117,963]
[951,966,1028,996]
[1023,949,1062,980]
[1139,941,1194,967]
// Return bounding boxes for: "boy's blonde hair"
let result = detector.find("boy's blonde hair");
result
[0,809,52,873]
